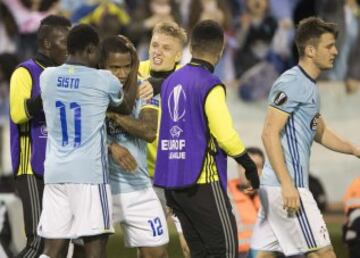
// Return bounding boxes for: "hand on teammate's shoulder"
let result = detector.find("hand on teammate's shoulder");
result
[138,81,154,100]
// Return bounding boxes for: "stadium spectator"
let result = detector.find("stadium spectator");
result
[127,0,181,59]
[318,0,360,84]
[251,17,360,258]
[74,1,130,40]
[233,0,278,78]
[269,0,300,22]
[2,0,61,60]
[235,0,296,102]
[186,0,233,81]
[60,0,97,18]
[9,15,71,258]
[0,3,18,54]
[0,54,19,177]
[154,20,259,257]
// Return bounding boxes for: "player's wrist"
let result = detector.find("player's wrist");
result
[108,142,115,153]
[351,145,360,157]
[280,178,294,188]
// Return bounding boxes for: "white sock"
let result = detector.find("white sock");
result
[39,255,51,258]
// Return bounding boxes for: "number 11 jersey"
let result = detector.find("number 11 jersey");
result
[40,64,123,184]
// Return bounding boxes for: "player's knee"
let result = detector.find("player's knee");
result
[255,251,278,258]
[307,246,337,258]
[138,246,168,258]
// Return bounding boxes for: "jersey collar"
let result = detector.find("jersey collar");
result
[297,65,316,84]
[34,52,57,68]
[150,65,176,79]
[189,58,214,73]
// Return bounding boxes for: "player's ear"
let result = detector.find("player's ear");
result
[175,50,182,63]
[98,61,104,69]
[86,44,97,54]
[43,39,51,50]
[305,45,315,58]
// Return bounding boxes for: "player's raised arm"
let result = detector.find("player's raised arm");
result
[315,115,360,157]
[107,94,159,143]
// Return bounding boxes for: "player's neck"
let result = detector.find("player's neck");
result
[298,60,321,81]
[66,55,90,67]
[150,66,176,78]
[191,54,217,68]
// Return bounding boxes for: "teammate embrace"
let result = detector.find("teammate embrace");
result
[9,12,360,258]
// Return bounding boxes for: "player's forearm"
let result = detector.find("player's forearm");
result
[108,83,137,115]
[108,113,156,143]
[262,128,293,186]
[25,95,43,119]
[317,127,356,155]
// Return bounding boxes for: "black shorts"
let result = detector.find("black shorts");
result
[165,181,238,258]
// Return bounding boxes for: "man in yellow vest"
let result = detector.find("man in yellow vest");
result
[343,177,360,258]
[228,147,264,258]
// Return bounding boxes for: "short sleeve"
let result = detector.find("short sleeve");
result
[105,71,123,107]
[268,79,304,114]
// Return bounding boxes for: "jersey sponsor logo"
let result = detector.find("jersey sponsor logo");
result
[310,113,320,131]
[107,119,124,135]
[168,84,186,122]
[274,91,287,106]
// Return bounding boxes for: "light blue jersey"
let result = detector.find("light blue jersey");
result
[261,66,320,188]
[108,93,160,194]
[108,98,149,194]
[40,64,123,184]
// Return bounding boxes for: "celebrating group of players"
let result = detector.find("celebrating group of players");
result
[9,12,360,258]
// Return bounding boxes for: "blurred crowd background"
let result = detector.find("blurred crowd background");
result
[0,0,360,190]
[0,1,360,257]
[1,0,360,99]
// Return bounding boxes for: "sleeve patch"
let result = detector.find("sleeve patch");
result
[144,98,160,107]
[273,91,288,106]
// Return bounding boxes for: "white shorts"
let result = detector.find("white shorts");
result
[38,184,114,239]
[112,187,169,247]
[250,186,331,256]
